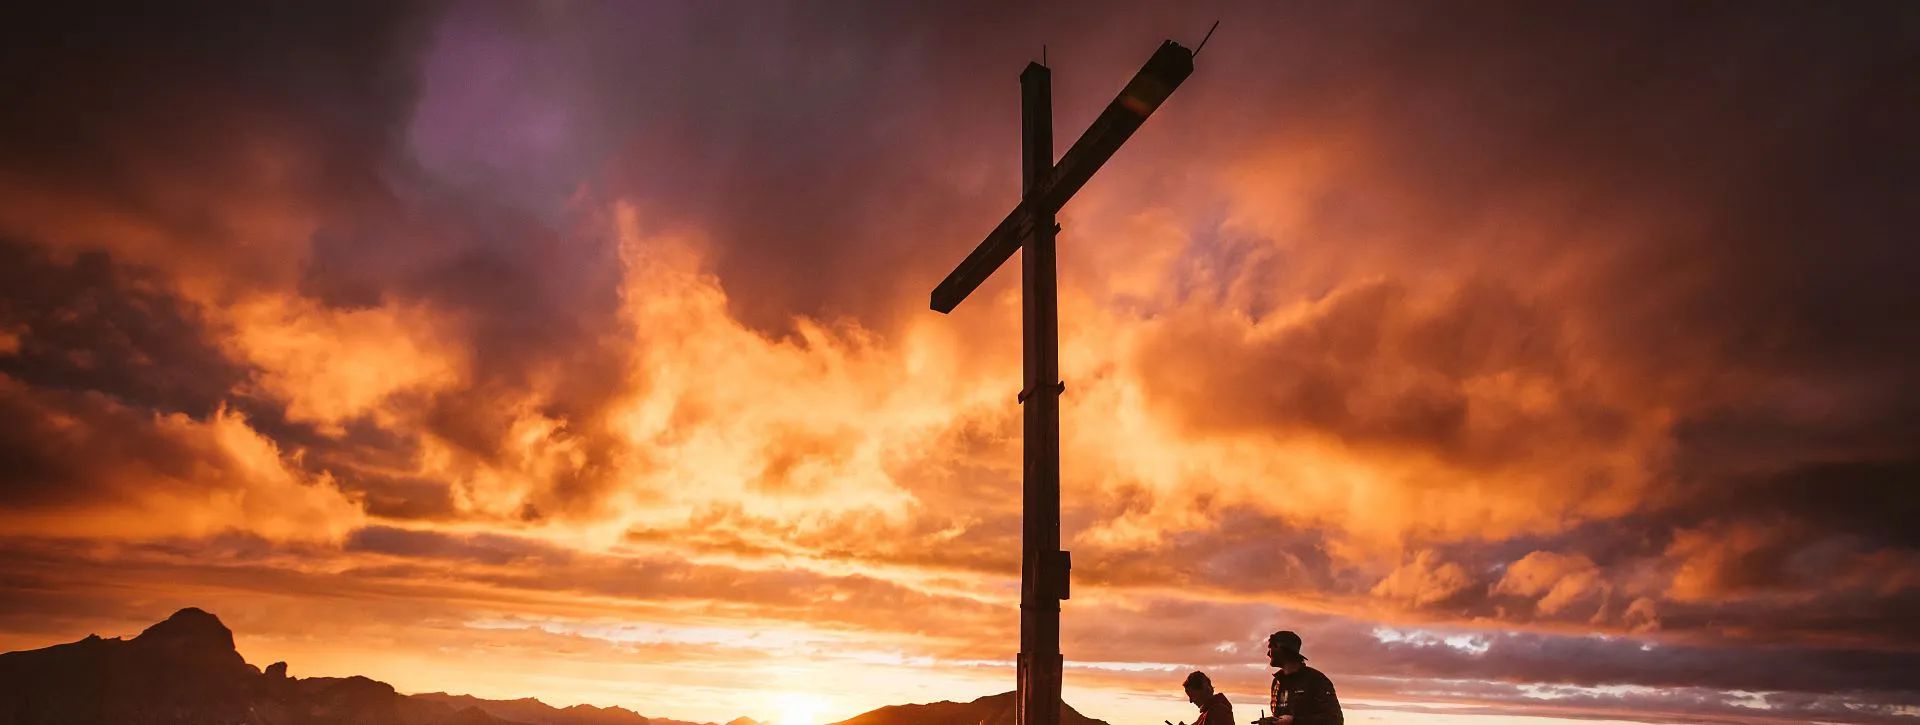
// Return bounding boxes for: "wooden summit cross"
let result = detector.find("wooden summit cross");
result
[929,37,1200,725]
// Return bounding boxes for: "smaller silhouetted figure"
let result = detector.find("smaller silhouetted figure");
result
[1168,671,1232,725]
[1254,631,1342,725]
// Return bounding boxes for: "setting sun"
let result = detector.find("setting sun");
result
[774,693,830,725]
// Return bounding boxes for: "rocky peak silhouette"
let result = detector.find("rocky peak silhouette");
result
[0,608,256,723]
[134,607,233,645]
[129,606,252,673]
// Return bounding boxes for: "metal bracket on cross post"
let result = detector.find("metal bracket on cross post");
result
[1017,381,1066,404]
[1048,550,1072,600]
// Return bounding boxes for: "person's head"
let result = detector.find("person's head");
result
[1182,671,1213,706]
[1266,630,1308,671]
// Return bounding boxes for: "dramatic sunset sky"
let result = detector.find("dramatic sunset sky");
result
[1,2,1916,724]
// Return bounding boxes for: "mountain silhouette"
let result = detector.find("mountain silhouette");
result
[0,609,1106,725]
[414,692,729,725]
[826,692,1105,725]
[0,607,511,723]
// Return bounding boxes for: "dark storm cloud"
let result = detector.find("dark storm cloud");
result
[1060,596,1920,722]
[1135,277,1628,468]
[1353,628,1920,696]
[0,373,363,541]
[1335,679,1920,725]
[0,240,243,416]
[1103,0,1920,645]
[0,0,642,516]
[0,1,434,280]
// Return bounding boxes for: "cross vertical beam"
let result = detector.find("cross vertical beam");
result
[1015,60,1064,725]
[928,37,1196,725]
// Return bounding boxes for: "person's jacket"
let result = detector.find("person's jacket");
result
[1193,692,1232,725]
[1270,665,1342,725]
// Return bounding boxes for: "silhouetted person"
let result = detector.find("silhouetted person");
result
[1169,671,1232,725]
[1255,631,1341,725]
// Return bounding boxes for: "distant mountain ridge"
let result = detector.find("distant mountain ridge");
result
[0,608,1104,725]
[0,607,754,725]
[412,691,732,725]
[825,691,1106,725]
[0,608,511,724]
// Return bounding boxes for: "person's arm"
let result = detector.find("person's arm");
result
[1290,673,1343,725]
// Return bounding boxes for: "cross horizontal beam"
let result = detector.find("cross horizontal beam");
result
[931,41,1195,314]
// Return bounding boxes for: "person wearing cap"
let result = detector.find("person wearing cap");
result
[1256,630,1342,725]
[1169,671,1232,725]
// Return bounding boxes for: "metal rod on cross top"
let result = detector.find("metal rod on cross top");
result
[928,36,1200,725]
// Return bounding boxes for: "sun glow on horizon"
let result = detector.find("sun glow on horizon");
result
[774,692,830,725]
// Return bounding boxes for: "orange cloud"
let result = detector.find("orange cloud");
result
[0,375,364,542]
[1495,551,1605,616]
[221,294,467,434]
[1371,550,1473,607]
[591,204,1012,540]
